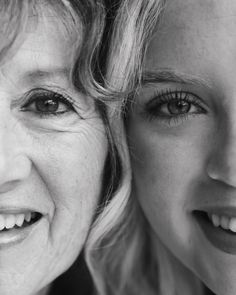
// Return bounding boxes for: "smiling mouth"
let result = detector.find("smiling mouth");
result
[194,210,236,254]
[0,212,42,232]
[204,211,236,233]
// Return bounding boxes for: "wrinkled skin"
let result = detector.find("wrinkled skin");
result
[0,16,107,295]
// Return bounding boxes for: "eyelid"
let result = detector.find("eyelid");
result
[141,89,209,127]
[146,89,208,110]
[144,89,208,118]
[18,87,83,120]
[10,87,73,109]
[22,87,76,109]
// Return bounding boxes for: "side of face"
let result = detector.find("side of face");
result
[0,12,107,295]
[127,1,236,294]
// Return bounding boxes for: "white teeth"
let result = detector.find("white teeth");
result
[16,214,25,227]
[5,215,16,229]
[25,213,31,223]
[229,218,236,233]
[0,215,5,231]
[220,216,230,230]
[212,214,220,227]
[209,214,236,232]
[0,212,36,231]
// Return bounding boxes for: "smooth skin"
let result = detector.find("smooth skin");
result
[0,14,107,295]
[128,1,236,294]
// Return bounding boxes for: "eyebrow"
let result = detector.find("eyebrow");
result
[141,70,212,89]
[23,67,70,84]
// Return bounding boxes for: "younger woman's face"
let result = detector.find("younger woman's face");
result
[0,12,107,295]
[128,1,236,294]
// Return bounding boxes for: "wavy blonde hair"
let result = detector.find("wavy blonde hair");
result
[84,1,178,295]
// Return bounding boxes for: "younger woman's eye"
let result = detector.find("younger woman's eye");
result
[144,90,207,125]
[21,89,76,117]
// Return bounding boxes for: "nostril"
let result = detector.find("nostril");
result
[206,168,220,181]
[0,180,21,194]
[207,163,236,188]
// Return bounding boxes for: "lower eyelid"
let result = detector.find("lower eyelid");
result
[153,113,203,128]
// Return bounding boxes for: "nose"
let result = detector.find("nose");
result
[0,118,31,193]
[207,122,236,187]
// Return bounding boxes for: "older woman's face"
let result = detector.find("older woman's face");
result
[128,0,236,294]
[0,15,107,295]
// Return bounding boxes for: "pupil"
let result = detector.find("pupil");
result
[168,101,190,114]
[36,98,58,112]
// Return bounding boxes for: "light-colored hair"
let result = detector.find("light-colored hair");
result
[0,0,104,86]
[85,1,204,295]
[86,1,164,294]
[0,0,133,292]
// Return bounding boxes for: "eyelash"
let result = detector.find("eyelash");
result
[144,89,207,126]
[21,88,77,118]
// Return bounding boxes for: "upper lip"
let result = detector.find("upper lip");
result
[0,208,42,215]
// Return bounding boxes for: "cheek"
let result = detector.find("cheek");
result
[128,118,212,247]
[25,120,108,287]
[131,136,191,237]
[38,123,107,237]
[130,128,203,209]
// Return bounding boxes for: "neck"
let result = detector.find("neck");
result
[168,253,204,295]
[151,234,204,295]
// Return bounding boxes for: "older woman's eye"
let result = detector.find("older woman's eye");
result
[144,90,207,125]
[21,89,76,117]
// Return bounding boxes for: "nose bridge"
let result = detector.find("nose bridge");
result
[207,115,236,186]
[0,112,18,157]
[0,112,31,188]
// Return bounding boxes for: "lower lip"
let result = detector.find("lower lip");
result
[195,211,236,255]
[0,218,43,249]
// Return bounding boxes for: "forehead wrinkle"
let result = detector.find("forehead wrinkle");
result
[23,68,70,84]
[141,69,212,89]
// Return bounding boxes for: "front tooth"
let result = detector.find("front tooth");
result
[211,214,220,227]
[16,214,25,227]
[220,216,230,229]
[5,215,16,229]
[228,218,236,233]
[0,215,5,230]
[25,213,31,223]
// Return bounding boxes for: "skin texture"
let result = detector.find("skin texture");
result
[0,15,107,295]
[127,1,236,294]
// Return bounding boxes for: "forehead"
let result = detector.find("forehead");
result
[145,0,236,76]
[0,15,78,86]
[24,17,75,66]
